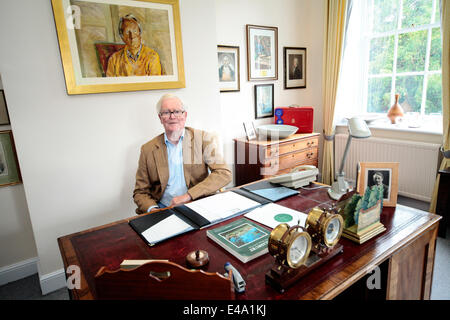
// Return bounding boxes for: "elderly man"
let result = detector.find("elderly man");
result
[106,14,162,77]
[133,94,232,214]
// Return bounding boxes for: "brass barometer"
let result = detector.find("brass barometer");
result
[268,223,312,268]
[306,207,344,250]
[266,207,344,292]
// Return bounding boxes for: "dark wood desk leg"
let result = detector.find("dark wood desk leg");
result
[436,169,450,238]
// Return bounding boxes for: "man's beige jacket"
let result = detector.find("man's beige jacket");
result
[133,127,232,214]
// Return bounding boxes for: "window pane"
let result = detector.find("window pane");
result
[426,73,442,114]
[397,30,427,72]
[429,27,442,71]
[401,0,433,28]
[371,0,399,33]
[368,77,392,113]
[395,75,423,112]
[369,36,394,74]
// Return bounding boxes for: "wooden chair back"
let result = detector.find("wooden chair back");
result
[94,260,235,300]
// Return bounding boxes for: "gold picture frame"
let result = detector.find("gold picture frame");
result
[51,0,185,95]
[0,130,22,187]
[357,162,399,207]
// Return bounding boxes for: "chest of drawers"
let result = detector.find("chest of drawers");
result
[234,133,320,186]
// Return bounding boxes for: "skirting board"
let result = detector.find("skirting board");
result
[0,257,39,286]
[39,268,66,295]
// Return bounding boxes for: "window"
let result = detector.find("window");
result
[336,0,442,125]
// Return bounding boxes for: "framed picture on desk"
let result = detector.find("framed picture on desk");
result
[357,162,399,207]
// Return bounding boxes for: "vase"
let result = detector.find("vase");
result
[387,94,404,124]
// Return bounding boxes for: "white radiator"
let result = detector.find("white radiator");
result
[334,134,440,202]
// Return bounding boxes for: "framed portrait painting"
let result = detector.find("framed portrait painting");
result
[218,45,240,92]
[254,84,274,119]
[284,47,306,89]
[0,90,10,125]
[357,162,399,207]
[246,25,278,81]
[0,130,22,187]
[51,0,185,94]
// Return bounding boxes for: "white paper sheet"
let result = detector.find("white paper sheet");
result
[244,203,308,229]
[141,214,193,245]
[185,191,261,223]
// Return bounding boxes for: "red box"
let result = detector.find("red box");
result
[274,106,314,133]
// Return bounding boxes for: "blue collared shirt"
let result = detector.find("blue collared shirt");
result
[159,130,188,207]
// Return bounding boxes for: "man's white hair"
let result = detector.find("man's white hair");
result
[156,93,186,114]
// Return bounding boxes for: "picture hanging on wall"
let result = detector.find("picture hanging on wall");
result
[254,84,274,119]
[51,0,185,94]
[0,130,22,187]
[246,24,278,81]
[218,45,240,92]
[284,47,306,89]
[0,90,10,125]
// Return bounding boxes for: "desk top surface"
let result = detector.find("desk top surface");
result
[58,184,440,300]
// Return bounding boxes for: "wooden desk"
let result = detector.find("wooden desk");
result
[58,184,441,300]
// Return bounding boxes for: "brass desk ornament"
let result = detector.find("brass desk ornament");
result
[186,250,209,268]
[266,208,344,292]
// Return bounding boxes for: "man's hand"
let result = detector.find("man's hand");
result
[170,193,192,206]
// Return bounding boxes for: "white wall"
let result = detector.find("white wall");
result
[0,75,38,270]
[0,0,221,285]
[0,0,326,293]
[215,0,326,181]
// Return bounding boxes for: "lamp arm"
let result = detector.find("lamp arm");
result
[338,135,352,176]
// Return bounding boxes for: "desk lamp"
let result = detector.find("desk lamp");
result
[328,117,371,200]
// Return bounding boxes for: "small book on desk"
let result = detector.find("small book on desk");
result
[129,191,268,246]
[241,180,299,202]
[206,218,270,263]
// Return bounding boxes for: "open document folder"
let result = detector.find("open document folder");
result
[244,202,308,229]
[129,190,267,246]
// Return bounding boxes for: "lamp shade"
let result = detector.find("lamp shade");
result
[348,117,371,138]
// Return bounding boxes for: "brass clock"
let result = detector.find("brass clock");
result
[268,223,312,268]
[306,207,344,248]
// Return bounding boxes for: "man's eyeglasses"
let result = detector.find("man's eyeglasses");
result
[159,110,185,119]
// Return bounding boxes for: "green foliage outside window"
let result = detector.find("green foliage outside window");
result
[367,0,442,115]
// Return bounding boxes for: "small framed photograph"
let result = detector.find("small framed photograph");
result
[243,122,257,141]
[254,84,274,119]
[218,45,240,92]
[0,90,10,125]
[284,47,306,89]
[246,24,278,81]
[357,162,399,207]
[0,130,22,187]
